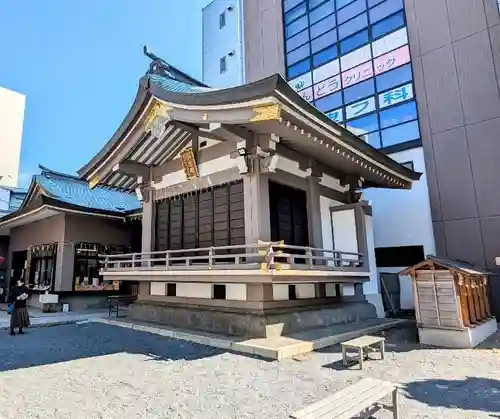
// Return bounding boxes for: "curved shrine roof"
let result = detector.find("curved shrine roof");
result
[78,56,421,192]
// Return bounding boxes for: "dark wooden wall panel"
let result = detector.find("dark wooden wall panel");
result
[154,180,244,252]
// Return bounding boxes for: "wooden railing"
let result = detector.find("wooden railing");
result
[99,242,365,273]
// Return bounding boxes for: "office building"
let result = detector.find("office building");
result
[202,0,245,87]
[203,0,500,314]
[0,86,25,188]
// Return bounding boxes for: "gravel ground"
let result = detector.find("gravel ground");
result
[0,323,499,419]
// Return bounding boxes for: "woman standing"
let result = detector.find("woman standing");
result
[8,279,30,335]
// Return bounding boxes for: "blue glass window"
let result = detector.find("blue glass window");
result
[367,0,384,7]
[372,11,404,39]
[346,113,379,134]
[337,0,366,24]
[315,92,343,112]
[312,44,339,67]
[284,0,304,12]
[310,14,336,39]
[286,15,308,38]
[338,12,368,39]
[381,120,420,147]
[310,0,335,24]
[286,30,310,52]
[375,64,412,92]
[311,29,338,53]
[309,0,326,9]
[379,101,418,129]
[336,0,356,10]
[287,43,311,65]
[285,2,307,25]
[287,58,311,79]
[369,0,404,24]
[340,29,368,54]
[363,131,382,148]
[343,78,375,104]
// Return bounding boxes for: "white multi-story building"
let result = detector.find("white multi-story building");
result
[202,0,245,88]
[0,86,25,188]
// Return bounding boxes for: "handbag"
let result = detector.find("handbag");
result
[7,303,13,315]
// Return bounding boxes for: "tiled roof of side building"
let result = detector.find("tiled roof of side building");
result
[148,74,215,94]
[35,165,141,214]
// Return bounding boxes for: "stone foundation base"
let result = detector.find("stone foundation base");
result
[418,318,498,349]
[129,300,377,338]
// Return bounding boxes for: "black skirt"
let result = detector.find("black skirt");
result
[10,306,30,329]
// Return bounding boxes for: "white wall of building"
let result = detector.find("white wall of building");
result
[0,87,25,188]
[363,147,435,310]
[202,0,245,88]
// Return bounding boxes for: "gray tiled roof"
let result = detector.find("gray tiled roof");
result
[34,167,141,214]
[148,74,215,94]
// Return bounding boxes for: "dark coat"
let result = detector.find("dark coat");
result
[8,285,29,308]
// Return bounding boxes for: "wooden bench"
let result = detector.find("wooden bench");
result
[290,377,399,419]
[341,335,385,370]
[108,295,137,318]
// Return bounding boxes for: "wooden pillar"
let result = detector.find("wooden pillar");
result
[243,159,270,244]
[482,276,492,317]
[457,274,471,327]
[471,276,483,322]
[306,172,323,249]
[463,275,477,324]
[141,186,156,255]
[475,276,486,320]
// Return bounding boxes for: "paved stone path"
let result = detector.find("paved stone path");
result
[0,309,108,329]
[0,323,499,418]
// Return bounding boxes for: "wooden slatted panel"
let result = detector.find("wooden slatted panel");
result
[182,195,197,256]
[415,270,461,328]
[198,190,213,248]
[213,185,230,247]
[464,275,477,324]
[229,181,245,248]
[290,377,396,419]
[415,272,439,326]
[482,276,492,317]
[169,200,183,251]
[155,200,170,251]
[153,181,244,255]
[269,181,309,248]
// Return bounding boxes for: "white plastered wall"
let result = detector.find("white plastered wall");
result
[363,147,435,310]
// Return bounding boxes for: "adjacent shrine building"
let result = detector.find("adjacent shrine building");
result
[79,55,420,338]
[0,166,141,310]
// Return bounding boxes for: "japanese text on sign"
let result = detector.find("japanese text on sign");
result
[298,87,314,102]
[314,74,341,99]
[180,148,199,180]
[326,108,344,124]
[378,83,414,108]
[341,61,374,89]
[345,97,376,120]
[373,45,410,76]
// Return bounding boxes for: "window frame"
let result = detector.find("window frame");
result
[219,11,226,29]
[282,0,421,151]
[220,56,227,74]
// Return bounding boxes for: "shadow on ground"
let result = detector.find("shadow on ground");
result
[0,323,227,373]
[403,377,500,415]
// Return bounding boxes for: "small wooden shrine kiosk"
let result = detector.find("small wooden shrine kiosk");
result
[401,256,497,348]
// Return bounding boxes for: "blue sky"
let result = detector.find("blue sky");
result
[0,0,211,188]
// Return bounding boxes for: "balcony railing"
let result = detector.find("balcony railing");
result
[100,242,366,273]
